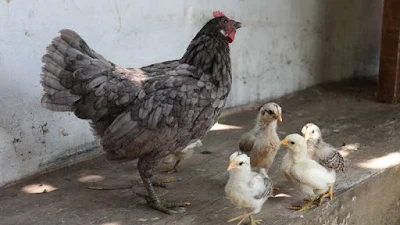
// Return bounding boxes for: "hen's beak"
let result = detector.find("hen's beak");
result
[276,114,283,122]
[227,161,237,171]
[234,21,244,29]
[280,139,289,147]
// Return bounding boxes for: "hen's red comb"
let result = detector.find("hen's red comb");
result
[213,11,225,18]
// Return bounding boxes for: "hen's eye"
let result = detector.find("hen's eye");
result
[290,141,295,145]
[224,19,228,24]
[239,162,243,166]
[267,110,273,115]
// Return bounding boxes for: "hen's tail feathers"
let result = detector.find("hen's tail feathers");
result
[40,29,114,112]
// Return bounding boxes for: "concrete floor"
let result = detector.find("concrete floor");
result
[1,79,400,225]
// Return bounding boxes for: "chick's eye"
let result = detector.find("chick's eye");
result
[290,141,295,145]
[312,130,315,134]
[239,162,243,166]
[267,110,273,115]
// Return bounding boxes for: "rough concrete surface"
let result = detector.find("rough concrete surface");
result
[1,79,400,225]
[0,0,383,187]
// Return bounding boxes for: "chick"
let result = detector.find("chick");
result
[161,140,203,173]
[280,151,294,183]
[225,152,273,225]
[239,102,282,172]
[301,123,345,202]
[280,134,336,212]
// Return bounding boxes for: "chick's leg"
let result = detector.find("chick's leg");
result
[288,199,314,212]
[249,215,262,225]
[138,158,190,214]
[160,159,181,174]
[228,212,252,225]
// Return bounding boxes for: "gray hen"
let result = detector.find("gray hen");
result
[40,10,243,214]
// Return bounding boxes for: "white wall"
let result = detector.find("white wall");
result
[0,0,382,187]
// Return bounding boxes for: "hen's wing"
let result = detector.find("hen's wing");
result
[100,64,220,159]
[239,132,256,153]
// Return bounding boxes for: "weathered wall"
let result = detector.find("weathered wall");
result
[0,0,382,187]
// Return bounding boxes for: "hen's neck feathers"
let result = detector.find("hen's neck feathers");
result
[180,32,232,89]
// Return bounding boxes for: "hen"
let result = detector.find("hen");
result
[40,11,243,214]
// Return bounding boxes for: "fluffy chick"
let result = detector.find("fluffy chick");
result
[239,102,282,172]
[280,134,336,212]
[161,140,203,173]
[301,123,345,202]
[225,152,273,225]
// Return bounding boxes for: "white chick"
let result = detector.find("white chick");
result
[239,102,282,172]
[280,134,336,212]
[225,152,273,225]
[301,123,345,202]
[161,139,203,173]
[280,151,294,183]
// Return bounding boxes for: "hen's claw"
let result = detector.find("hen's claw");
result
[136,193,191,214]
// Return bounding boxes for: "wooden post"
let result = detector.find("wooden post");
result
[377,0,400,103]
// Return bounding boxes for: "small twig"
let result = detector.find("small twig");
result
[87,185,132,190]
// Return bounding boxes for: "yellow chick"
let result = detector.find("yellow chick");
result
[161,140,203,173]
[239,102,282,172]
[280,134,336,212]
[225,152,273,225]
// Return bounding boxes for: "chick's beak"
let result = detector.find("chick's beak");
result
[304,133,310,140]
[234,21,244,29]
[227,161,237,171]
[276,114,283,122]
[280,139,289,147]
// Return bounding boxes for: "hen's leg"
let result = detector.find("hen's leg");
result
[138,158,190,214]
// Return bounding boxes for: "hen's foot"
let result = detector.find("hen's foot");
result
[228,212,252,225]
[136,193,191,214]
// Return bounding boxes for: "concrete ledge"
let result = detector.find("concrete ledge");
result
[1,79,399,225]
